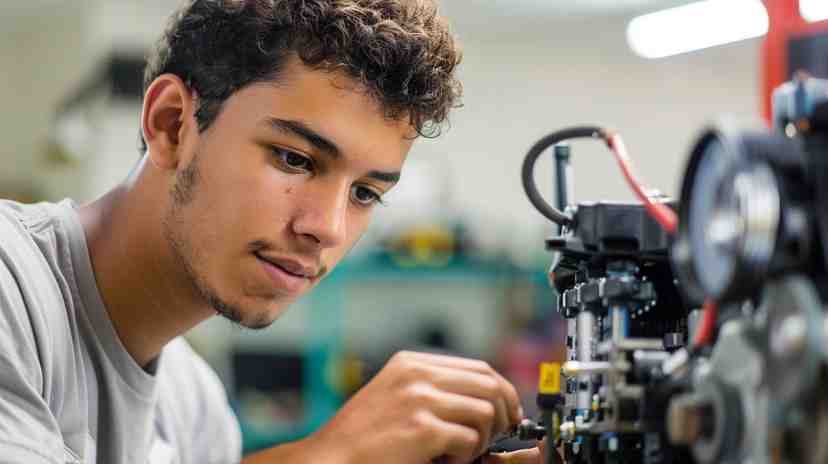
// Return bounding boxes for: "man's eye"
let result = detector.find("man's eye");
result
[351,185,384,207]
[272,148,313,172]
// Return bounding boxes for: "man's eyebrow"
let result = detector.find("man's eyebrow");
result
[263,117,340,158]
[367,170,401,184]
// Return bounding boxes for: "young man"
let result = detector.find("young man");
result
[0,1,544,463]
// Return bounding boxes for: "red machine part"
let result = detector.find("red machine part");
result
[762,0,828,124]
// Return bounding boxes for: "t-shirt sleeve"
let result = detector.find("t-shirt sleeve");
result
[0,256,63,464]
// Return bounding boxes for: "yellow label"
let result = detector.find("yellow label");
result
[538,362,561,394]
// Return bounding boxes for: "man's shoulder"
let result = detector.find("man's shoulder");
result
[0,199,77,355]
[0,199,39,252]
[0,198,74,306]
[0,200,72,390]
[0,199,68,267]
[0,199,61,228]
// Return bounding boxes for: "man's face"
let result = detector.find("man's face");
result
[162,58,414,329]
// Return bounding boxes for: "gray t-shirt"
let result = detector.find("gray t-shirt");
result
[0,199,242,464]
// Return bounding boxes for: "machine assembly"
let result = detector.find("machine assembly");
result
[515,75,828,464]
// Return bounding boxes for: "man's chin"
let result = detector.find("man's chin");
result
[209,296,284,330]
[214,308,277,330]
[238,301,290,330]
[240,316,277,330]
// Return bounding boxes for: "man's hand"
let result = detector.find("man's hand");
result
[306,351,524,464]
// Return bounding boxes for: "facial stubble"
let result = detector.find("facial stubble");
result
[162,153,275,330]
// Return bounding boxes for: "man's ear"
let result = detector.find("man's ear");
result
[141,74,196,170]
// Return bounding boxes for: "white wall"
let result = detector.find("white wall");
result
[0,2,94,196]
[0,0,174,200]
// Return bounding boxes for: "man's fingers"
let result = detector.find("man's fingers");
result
[419,364,503,401]
[492,395,510,438]
[487,370,523,425]
[427,416,480,464]
[421,388,497,456]
[402,352,523,426]
[482,447,541,463]
[409,362,514,436]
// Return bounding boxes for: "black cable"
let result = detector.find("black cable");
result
[521,126,607,226]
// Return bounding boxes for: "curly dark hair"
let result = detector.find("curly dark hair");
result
[139,0,462,153]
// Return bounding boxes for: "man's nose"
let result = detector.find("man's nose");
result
[291,182,349,249]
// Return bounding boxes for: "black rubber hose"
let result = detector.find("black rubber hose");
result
[521,126,607,226]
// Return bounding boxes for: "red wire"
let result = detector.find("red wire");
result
[692,300,718,347]
[605,133,678,235]
[603,132,718,346]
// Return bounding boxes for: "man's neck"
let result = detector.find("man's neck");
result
[78,161,214,369]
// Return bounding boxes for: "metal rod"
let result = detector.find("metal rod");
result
[562,361,615,377]
[576,311,595,411]
[597,338,664,355]
[554,144,573,234]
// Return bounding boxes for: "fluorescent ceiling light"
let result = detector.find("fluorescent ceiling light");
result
[627,0,769,59]
[801,0,828,22]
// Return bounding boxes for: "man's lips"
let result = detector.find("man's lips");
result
[255,253,320,278]
[254,253,316,294]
